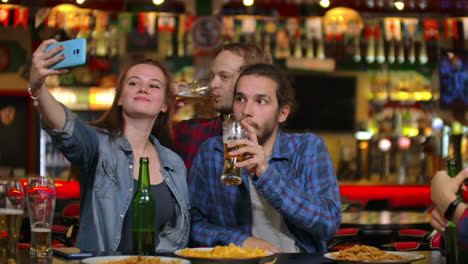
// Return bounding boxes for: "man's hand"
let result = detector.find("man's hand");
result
[171,81,187,108]
[228,120,269,176]
[242,236,281,253]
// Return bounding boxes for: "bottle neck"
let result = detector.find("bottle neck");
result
[447,159,463,199]
[138,158,150,189]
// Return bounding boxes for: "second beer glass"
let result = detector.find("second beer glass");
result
[221,113,249,185]
[0,180,25,264]
[175,78,212,103]
[27,177,56,258]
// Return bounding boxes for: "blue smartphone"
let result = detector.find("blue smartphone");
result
[45,38,87,69]
[53,247,94,259]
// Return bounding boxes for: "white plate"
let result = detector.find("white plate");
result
[174,247,275,264]
[81,255,190,264]
[324,251,425,264]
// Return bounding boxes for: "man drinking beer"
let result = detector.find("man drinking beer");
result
[188,64,341,254]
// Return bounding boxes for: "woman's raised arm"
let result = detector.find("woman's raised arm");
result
[29,39,70,130]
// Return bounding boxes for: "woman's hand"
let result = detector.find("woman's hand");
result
[29,39,68,93]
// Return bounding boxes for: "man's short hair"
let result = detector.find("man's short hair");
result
[221,43,273,68]
[236,63,296,117]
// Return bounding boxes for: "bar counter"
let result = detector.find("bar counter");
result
[18,250,445,264]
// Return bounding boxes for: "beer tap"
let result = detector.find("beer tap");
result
[452,122,464,172]
[355,130,373,181]
[441,122,467,173]
[397,137,411,184]
[378,138,392,182]
[441,124,451,160]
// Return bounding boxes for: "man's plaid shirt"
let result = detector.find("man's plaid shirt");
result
[188,130,342,253]
[173,117,223,170]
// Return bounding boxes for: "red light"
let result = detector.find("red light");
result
[398,137,411,149]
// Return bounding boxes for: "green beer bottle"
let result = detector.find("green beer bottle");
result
[446,159,461,264]
[132,157,155,255]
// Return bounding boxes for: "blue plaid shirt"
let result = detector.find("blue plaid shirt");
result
[188,130,341,253]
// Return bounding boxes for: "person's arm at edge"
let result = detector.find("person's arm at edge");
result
[455,202,468,248]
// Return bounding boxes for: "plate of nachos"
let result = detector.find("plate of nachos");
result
[174,244,275,264]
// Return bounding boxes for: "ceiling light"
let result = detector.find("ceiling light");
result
[394,0,404,10]
[243,0,254,6]
[319,0,330,8]
[153,0,164,5]
[76,0,85,4]
[1,0,8,3]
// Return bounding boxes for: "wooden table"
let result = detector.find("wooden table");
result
[17,249,445,264]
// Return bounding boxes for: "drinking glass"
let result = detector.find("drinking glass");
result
[0,180,25,264]
[175,78,212,103]
[26,177,56,258]
[221,113,249,185]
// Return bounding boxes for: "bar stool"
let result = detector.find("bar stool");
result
[327,228,362,251]
[381,229,440,251]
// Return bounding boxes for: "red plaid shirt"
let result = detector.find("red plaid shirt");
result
[173,117,223,170]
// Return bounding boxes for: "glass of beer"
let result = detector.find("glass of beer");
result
[0,180,25,264]
[175,78,212,103]
[26,177,56,258]
[221,113,249,186]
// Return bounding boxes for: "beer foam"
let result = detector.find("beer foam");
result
[31,228,51,232]
[0,208,23,215]
[223,134,231,142]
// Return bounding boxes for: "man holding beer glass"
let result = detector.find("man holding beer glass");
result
[189,64,341,254]
[173,43,272,170]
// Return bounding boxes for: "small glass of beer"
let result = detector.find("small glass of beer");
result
[221,113,249,186]
[0,180,25,264]
[26,177,56,258]
[175,78,212,103]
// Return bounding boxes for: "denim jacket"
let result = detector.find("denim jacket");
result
[43,106,190,252]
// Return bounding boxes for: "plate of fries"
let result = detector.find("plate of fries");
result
[174,244,275,264]
[81,255,190,264]
[324,245,424,263]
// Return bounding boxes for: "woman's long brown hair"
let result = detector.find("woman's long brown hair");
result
[68,59,175,182]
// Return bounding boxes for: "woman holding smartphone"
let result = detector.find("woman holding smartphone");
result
[28,39,190,253]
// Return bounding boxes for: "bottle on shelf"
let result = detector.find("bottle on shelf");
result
[132,157,155,255]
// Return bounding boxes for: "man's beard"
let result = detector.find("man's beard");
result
[251,118,278,146]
